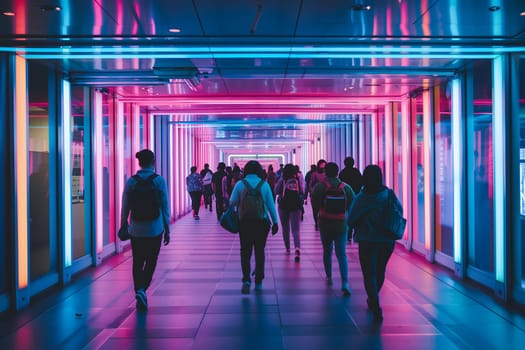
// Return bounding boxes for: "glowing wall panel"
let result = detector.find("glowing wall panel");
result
[62,80,72,266]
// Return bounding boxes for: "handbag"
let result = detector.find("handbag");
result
[220,206,239,233]
[118,224,131,241]
[383,189,406,240]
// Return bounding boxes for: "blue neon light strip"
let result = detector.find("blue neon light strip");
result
[451,78,462,263]
[62,80,72,266]
[493,56,505,283]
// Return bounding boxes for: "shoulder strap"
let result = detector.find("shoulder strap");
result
[241,179,253,191]
[132,174,142,183]
[255,179,264,191]
[146,174,159,182]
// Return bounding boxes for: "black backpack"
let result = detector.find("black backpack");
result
[129,174,161,221]
[279,178,302,210]
[239,179,266,220]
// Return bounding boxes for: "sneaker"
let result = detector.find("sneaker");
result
[241,281,251,294]
[341,283,351,296]
[325,276,333,285]
[135,289,148,310]
[286,248,290,255]
[254,283,263,292]
[294,249,300,262]
[194,215,200,220]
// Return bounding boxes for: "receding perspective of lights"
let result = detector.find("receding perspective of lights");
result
[2,11,15,16]
[169,28,181,33]
[488,6,501,12]
[351,4,372,11]
[39,5,62,12]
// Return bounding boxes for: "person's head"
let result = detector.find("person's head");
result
[136,149,155,168]
[325,162,339,177]
[268,164,274,172]
[310,164,317,171]
[190,166,197,173]
[344,157,355,168]
[317,159,327,173]
[243,160,263,178]
[225,166,232,175]
[279,164,284,169]
[283,163,298,180]
[204,163,210,169]
[217,162,226,171]
[362,165,383,193]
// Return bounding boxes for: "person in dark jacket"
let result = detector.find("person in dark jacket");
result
[186,166,203,220]
[347,164,402,323]
[339,156,363,194]
[311,162,354,296]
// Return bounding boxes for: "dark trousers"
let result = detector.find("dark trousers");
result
[131,235,163,292]
[215,195,225,221]
[189,190,202,215]
[358,241,395,311]
[203,185,213,208]
[239,219,271,283]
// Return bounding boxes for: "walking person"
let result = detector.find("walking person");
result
[119,149,170,311]
[275,164,304,261]
[309,159,327,230]
[347,165,401,323]
[200,163,213,212]
[186,166,203,220]
[212,162,227,221]
[339,156,363,194]
[228,160,279,294]
[311,162,354,296]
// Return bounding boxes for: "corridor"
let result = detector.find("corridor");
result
[1,206,524,350]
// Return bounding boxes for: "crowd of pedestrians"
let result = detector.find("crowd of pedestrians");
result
[120,152,403,324]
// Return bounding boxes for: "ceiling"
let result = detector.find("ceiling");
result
[1,0,525,149]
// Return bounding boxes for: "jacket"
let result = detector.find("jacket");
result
[121,167,170,237]
[347,187,400,243]
[229,174,279,225]
[311,177,355,233]
[186,172,203,193]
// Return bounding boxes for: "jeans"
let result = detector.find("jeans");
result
[239,219,271,283]
[320,230,348,284]
[358,241,395,311]
[278,207,301,250]
[215,194,225,221]
[189,191,202,215]
[131,235,163,292]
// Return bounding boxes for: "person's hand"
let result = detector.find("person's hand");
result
[271,223,279,235]
[163,226,170,245]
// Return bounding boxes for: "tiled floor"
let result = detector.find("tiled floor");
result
[1,205,525,349]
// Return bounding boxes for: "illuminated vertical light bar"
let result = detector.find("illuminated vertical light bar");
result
[169,115,175,221]
[62,80,73,266]
[115,102,124,230]
[148,114,154,150]
[384,103,393,188]
[15,55,29,289]
[94,92,104,253]
[451,78,463,263]
[371,113,378,165]
[401,100,411,241]
[423,89,433,251]
[493,56,506,283]
[359,115,365,170]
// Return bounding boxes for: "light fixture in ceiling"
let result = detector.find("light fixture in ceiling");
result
[2,11,15,16]
[39,5,62,12]
[351,4,372,11]
[520,11,525,16]
[488,6,501,12]
[168,28,181,33]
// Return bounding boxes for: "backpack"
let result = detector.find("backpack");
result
[383,189,406,240]
[279,178,302,210]
[318,181,347,221]
[239,179,266,220]
[129,174,161,221]
[202,171,212,186]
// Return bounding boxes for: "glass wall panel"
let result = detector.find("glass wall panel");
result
[71,87,90,260]
[435,80,454,257]
[101,94,115,246]
[467,60,494,273]
[28,62,56,281]
[395,107,403,198]
[518,57,525,292]
[413,96,425,246]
